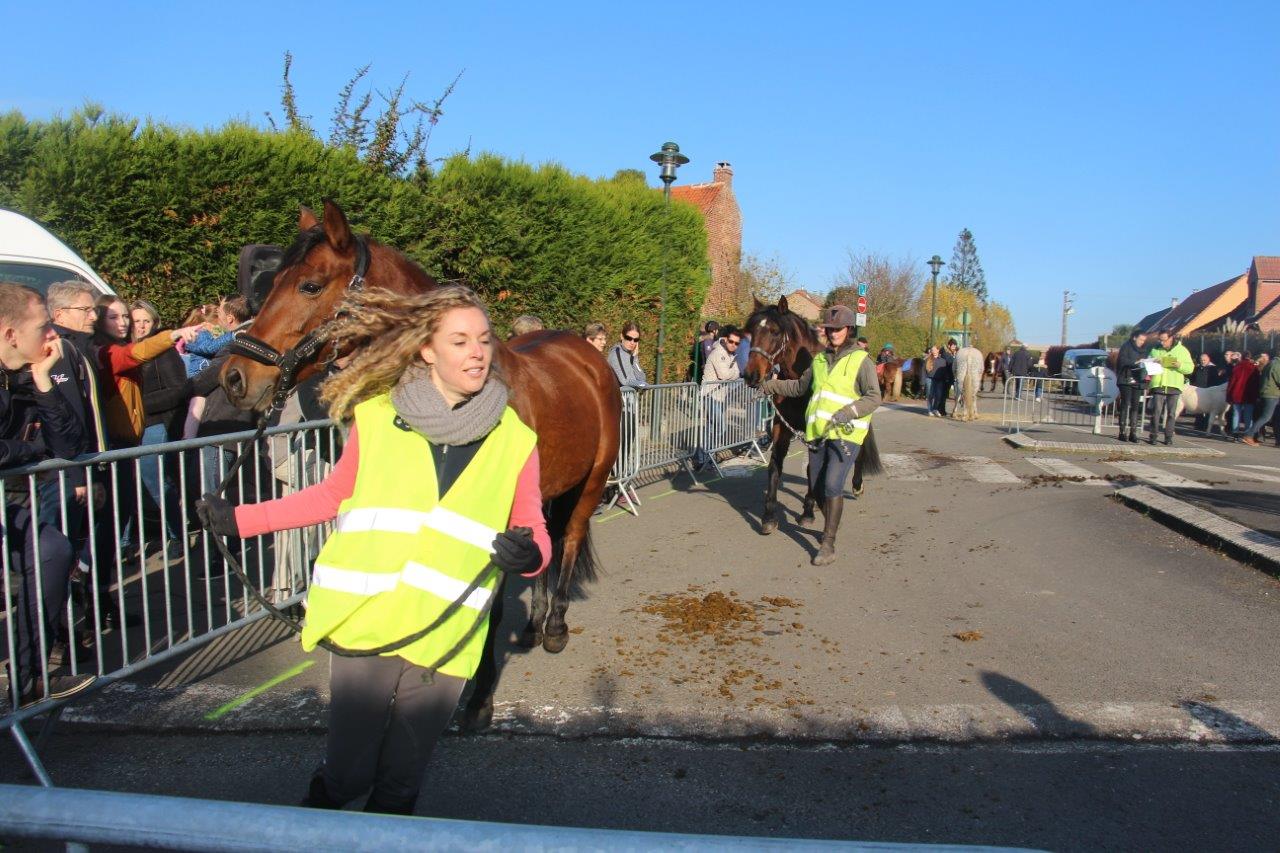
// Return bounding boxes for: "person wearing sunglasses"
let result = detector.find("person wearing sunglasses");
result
[608,322,648,388]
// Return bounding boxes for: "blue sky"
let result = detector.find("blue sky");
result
[5,1,1277,343]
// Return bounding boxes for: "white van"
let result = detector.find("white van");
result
[0,208,115,296]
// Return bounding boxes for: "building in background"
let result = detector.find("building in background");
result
[784,289,823,321]
[1138,256,1280,337]
[671,163,743,319]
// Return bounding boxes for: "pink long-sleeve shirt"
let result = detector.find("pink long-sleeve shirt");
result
[234,423,551,576]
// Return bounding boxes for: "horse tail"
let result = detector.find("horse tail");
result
[546,488,601,599]
[860,423,883,476]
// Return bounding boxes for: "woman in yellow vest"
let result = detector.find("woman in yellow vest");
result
[760,305,882,565]
[197,285,549,814]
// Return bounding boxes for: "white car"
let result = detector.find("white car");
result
[1061,348,1118,402]
[0,208,114,297]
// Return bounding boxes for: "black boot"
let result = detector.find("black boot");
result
[812,496,843,566]
[300,769,345,810]
[363,789,417,816]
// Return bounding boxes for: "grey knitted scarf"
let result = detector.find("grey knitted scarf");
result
[390,362,509,446]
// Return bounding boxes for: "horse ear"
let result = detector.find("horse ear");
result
[753,296,765,311]
[777,294,790,314]
[320,198,353,252]
[298,206,319,231]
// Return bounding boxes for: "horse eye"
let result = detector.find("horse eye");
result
[299,281,324,296]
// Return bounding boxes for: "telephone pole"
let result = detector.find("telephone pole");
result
[1061,291,1076,346]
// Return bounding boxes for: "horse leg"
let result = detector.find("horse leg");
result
[761,423,790,535]
[463,576,505,731]
[543,494,601,654]
[521,568,548,649]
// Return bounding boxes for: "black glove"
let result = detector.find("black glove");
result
[832,406,858,427]
[491,526,540,574]
[196,493,240,538]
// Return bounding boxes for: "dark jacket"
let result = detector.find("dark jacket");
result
[931,350,955,382]
[191,352,262,438]
[1116,340,1147,386]
[1008,348,1033,378]
[0,366,84,473]
[1191,362,1225,388]
[139,347,191,437]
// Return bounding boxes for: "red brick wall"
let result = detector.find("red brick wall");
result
[1255,281,1280,332]
[699,164,744,320]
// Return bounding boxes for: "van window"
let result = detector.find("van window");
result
[0,262,87,296]
[1074,354,1109,369]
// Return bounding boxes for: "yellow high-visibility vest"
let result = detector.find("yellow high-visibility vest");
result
[805,349,872,444]
[303,393,536,678]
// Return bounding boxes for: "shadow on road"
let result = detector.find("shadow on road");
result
[980,671,1098,737]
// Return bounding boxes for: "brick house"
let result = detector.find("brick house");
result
[784,289,824,321]
[1140,256,1280,335]
[670,162,743,319]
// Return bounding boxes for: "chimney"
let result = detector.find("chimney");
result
[713,161,733,186]
[1170,297,1180,309]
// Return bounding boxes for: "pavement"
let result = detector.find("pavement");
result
[10,390,1280,849]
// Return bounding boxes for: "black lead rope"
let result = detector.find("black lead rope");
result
[209,234,498,674]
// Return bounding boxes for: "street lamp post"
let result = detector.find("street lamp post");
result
[650,141,689,383]
[927,255,944,349]
[959,308,972,348]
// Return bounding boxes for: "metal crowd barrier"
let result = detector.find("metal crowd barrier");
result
[2,420,339,780]
[0,783,983,852]
[1000,375,1123,435]
[698,380,770,475]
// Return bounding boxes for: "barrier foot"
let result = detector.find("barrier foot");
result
[681,459,701,487]
[35,704,64,752]
[10,723,54,788]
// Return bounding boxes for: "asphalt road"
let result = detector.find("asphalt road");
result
[6,395,1280,849]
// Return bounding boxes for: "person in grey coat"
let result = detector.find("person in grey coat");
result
[607,322,648,388]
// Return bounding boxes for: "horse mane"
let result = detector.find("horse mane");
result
[280,227,328,270]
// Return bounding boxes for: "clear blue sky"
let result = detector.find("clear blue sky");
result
[5,1,1277,343]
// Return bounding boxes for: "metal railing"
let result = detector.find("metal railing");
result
[1000,374,1122,435]
[698,379,770,474]
[2,421,339,774]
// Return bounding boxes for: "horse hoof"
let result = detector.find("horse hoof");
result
[520,629,544,649]
[542,629,569,654]
[797,511,815,526]
[463,701,494,733]
[760,517,778,536]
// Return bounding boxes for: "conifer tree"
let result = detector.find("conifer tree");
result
[947,228,988,304]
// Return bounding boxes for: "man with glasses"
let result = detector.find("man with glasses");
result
[608,323,648,388]
[694,327,742,470]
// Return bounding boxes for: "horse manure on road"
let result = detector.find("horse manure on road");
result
[951,630,984,642]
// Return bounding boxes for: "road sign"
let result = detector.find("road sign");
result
[856,296,868,313]
[855,312,868,327]
[856,283,868,297]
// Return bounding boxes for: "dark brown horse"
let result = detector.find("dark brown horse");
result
[221,200,621,730]
[982,351,1007,392]
[742,296,882,536]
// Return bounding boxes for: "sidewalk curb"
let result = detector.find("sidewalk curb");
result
[1004,433,1225,458]
[1113,485,1280,573]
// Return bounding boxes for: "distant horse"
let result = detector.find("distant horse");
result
[877,360,903,402]
[1175,382,1230,435]
[742,296,882,535]
[221,200,621,730]
[982,351,1007,393]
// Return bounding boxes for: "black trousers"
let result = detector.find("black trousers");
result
[317,653,467,813]
[807,439,863,500]
[1149,390,1180,441]
[6,504,75,692]
[1117,385,1143,434]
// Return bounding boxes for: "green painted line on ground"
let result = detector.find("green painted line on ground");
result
[204,659,316,721]
[594,509,629,523]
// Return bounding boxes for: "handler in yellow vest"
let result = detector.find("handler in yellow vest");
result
[1147,329,1193,446]
[760,305,882,565]
[197,286,549,815]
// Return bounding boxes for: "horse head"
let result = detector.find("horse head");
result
[742,295,816,388]
[222,199,435,411]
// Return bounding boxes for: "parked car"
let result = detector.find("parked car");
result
[0,208,114,297]
[1061,348,1118,402]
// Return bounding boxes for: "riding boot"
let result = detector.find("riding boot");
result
[812,496,843,566]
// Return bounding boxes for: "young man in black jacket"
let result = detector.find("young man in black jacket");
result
[0,283,95,705]
[1115,330,1149,442]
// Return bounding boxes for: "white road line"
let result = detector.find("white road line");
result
[1027,457,1109,485]
[1169,462,1280,484]
[956,455,1021,484]
[881,453,928,481]
[1236,464,1280,473]
[1105,461,1207,489]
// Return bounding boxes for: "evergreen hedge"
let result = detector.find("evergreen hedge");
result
[0,109,709,381]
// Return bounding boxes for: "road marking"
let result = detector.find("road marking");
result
[882,453,928,481]
[1235,464,1280,473]
[1105,461,1207,489]
[1169,462,1280,484]
[1027,457,1108,485]
[203,660,315,721]
[956,455,1021,484]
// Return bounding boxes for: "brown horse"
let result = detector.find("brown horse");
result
[877,360,903,402]
[982,351,1007,392]
[742,296,882,537]
[221,200,621,730]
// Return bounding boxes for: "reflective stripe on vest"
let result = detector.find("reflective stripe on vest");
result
[805,349,872,444]
[302,393,536,678]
